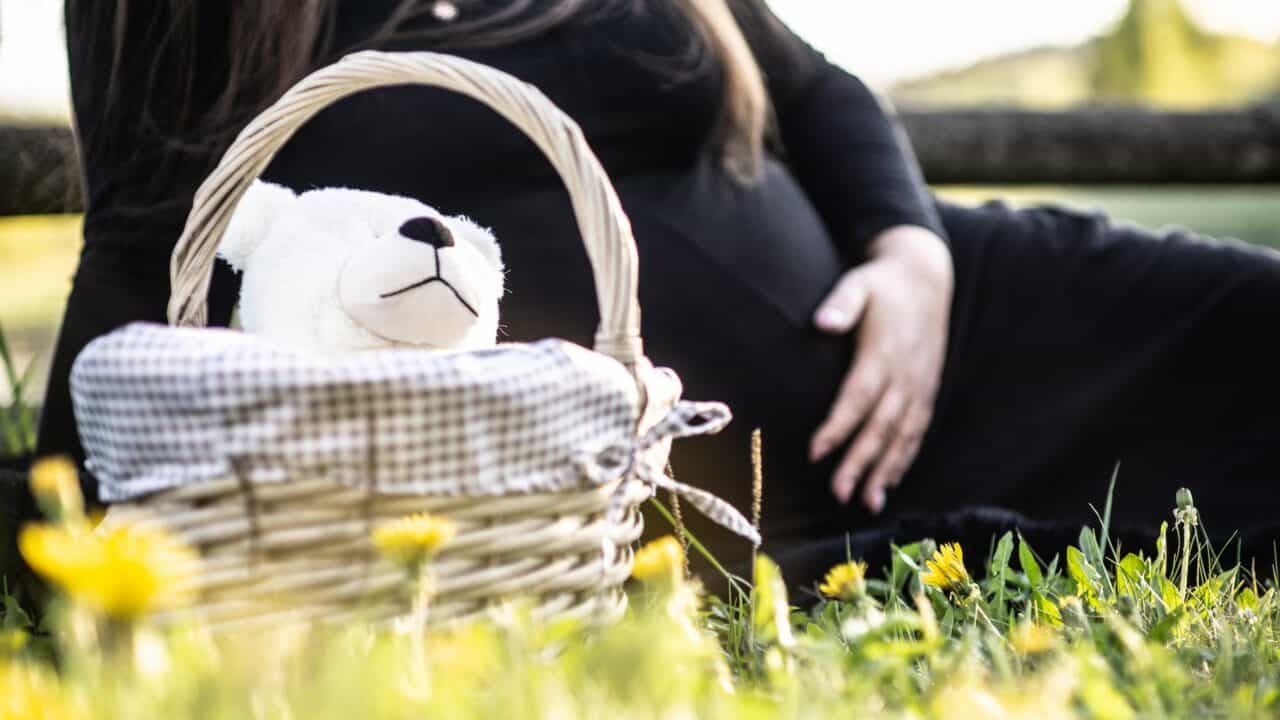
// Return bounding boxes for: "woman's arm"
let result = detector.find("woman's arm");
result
[732,1,944,261]
[38,2,238,466]
[734,1,953,513]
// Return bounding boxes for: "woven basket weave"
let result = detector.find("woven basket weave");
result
[86,51,758,631]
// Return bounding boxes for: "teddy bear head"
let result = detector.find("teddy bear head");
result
[217,181,504,355]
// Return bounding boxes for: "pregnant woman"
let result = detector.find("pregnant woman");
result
[41,0,1280,584]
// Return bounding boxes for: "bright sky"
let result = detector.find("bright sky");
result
[2,0,1279,117]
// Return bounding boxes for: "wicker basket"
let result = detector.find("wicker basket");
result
[79,51,759,632]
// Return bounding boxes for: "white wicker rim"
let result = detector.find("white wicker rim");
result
[111,51,691,629]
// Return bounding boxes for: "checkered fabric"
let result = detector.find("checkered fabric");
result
[70,323,760,544]
[575,401,762,545]
[72,322,642,501]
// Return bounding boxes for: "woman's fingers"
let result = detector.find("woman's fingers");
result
[810,355,888,462]
[812,225,954,513]
[831,385,908,506]
[813,268,870,334]
[861,398,933,510]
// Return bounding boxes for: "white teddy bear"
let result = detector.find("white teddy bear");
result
[218,180,504,355]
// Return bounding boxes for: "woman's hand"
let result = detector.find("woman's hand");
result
[809,225,953,513]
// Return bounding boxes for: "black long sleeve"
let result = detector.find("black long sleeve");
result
[735,1,946,260]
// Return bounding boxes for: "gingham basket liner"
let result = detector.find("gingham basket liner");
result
[73,323,641,503]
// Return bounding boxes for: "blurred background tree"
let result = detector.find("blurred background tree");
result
[892,0,1280,108]
[1090,0,1278,106]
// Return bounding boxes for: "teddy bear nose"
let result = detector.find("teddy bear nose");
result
[399,216,455,249]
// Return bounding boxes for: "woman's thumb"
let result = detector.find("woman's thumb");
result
[814,269,870,334]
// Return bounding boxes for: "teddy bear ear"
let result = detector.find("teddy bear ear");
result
[217,180,298,271]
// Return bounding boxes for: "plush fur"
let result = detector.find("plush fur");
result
[219,180,504,355]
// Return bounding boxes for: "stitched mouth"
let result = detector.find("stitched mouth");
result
[379,275,479,318]
[376,243,479,318]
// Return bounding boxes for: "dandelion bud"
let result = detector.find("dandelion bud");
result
[1059,595,1088,630]
[918,538,938,561]
[28,456,84,523]
[1175,488,1194,510]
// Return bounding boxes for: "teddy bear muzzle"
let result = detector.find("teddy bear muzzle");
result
[337,219,500,350]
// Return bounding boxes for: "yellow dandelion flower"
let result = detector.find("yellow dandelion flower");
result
[819,560,868,601]
[29,456,84,522]
[921,542,970,591]
[1009,622,1058,655]
[2,659,83,720]
[631,535,685,585]
[428,625,501,680]
[372,513,457,570]
[930,679,1007,720]
[19,523,198,620]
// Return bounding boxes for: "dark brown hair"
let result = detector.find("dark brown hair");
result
[100,0,769,180]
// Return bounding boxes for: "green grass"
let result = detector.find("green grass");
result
[0,324,38,456]
[3,490,1278,718]
[936,185,1280,250]
[0,215,79,409]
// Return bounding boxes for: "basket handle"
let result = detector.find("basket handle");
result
[167,50,643,368]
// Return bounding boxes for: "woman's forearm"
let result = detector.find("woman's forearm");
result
[775,66,945,262]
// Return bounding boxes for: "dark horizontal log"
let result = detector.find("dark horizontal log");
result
[898,104,1280,185]
[2,105,1279,216]
[0,124,81,216]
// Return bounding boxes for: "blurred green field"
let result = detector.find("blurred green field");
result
[938,185,1280,249]
[1,185,1277,405]
[0,214,79,406]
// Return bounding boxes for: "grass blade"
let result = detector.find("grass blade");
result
[1019,534,1044,588]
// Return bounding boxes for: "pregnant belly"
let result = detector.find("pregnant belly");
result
[620,154,846,330]
[622,155,852,430]
[614,156,858,544]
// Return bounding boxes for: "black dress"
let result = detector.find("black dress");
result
[43,0,1280,585]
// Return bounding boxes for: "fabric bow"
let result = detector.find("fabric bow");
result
[574,401,762,547]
